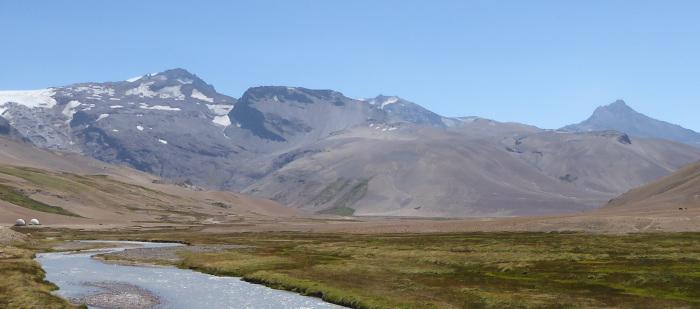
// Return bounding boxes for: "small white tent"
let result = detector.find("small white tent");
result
[14,219,26,226]
[29,219,40,225]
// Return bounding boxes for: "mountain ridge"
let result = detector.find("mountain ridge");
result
[561,100,700,147]
[2,68,700,217]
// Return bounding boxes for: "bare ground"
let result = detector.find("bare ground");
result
[70,282,161,309]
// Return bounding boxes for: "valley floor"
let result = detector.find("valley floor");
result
[8,222,700,309]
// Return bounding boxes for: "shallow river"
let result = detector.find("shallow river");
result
[35,241,345,309]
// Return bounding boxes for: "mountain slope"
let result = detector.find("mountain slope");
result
[362,95,447,127]
[0,134,307,226]
[604,159,700,211]
[227,86,389,154]
[562,100,700,147]
[244,120,700,217]
[3,70,700,218]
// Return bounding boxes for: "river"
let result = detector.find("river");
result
[35,241,345,309]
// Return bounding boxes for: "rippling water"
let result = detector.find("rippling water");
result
[36,241,344,309]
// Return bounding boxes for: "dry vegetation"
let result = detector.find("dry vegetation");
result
[20,228,700,309]
[0,230,83,309]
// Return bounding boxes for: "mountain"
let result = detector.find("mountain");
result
[2,69,700,218]
[604,158,700,211]
[0,134,306,227]
[561,100,700,147]
[360,95,448,128]
[244,120,700,217]
[0,116,28,142]
[227,86,388,153]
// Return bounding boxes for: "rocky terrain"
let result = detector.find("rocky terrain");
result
[3,69,700,217]
[246,120,700,217]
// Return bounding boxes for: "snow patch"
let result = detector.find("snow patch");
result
[61,100,82,117]
[112,129,119,132]
[139,103,181,111]
[110,105,124,109]
[158,139,168,144]
[388,127,397,131]
[90,86,115,96]
[206,104,234,115]
[97,114,109,121]
[356,98,367,102]
[177,78,193,84]
[191,89,214,102]
[158,86,185,100]
[236,123,241,128]
[109,98,121,101]
[273,95,279,102]
[0,89,58,109]
[213,115,231,127]
[125,82,158,98]
[126,75,143,82]
[137,126,144,131]
[381,97,399,109]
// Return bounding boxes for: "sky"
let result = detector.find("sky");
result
[2,1,700,132]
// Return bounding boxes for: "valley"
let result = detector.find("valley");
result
[3,69,700,218]
[3,69,700,308]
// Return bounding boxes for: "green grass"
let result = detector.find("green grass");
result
[34,229,700,308]
[0,184,81,217]
[0,165,195,215]
[315,177,369,216]
[0,244,83,308]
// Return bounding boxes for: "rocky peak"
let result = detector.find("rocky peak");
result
[367,94,447,128]
[561,100,700,147]
[127,68,218,98]
[591,100,634,116]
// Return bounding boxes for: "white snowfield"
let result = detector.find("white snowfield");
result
[192,89,214,102]
[126,75,143,82]
[126,82,185,100]
[206,104,234,127]
[206,104,234,115]
[139,103,181,111]
[368,96,399,109]
[0,89,58,112]
[213,115,231,127]
[61,100,82,117]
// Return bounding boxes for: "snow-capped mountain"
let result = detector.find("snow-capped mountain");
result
[2,69,700,217]
[362,95,449,128]
[561,100,700,147]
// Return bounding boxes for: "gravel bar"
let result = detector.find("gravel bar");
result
[71,282,162,309]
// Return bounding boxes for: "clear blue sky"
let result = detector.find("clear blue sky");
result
[2,1,699,131]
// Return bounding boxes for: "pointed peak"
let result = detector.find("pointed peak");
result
[595,100,635,114]
[608,99,628,107]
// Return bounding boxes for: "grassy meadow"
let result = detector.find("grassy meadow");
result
[0,241,83,309]
[17,228,700,308]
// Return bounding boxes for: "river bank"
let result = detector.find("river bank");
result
[36,241,345,309]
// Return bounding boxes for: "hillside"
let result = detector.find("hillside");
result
[604,159,700,211]
[0,134,308,227]
[245,120,700,217]
[3,69,700,218]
